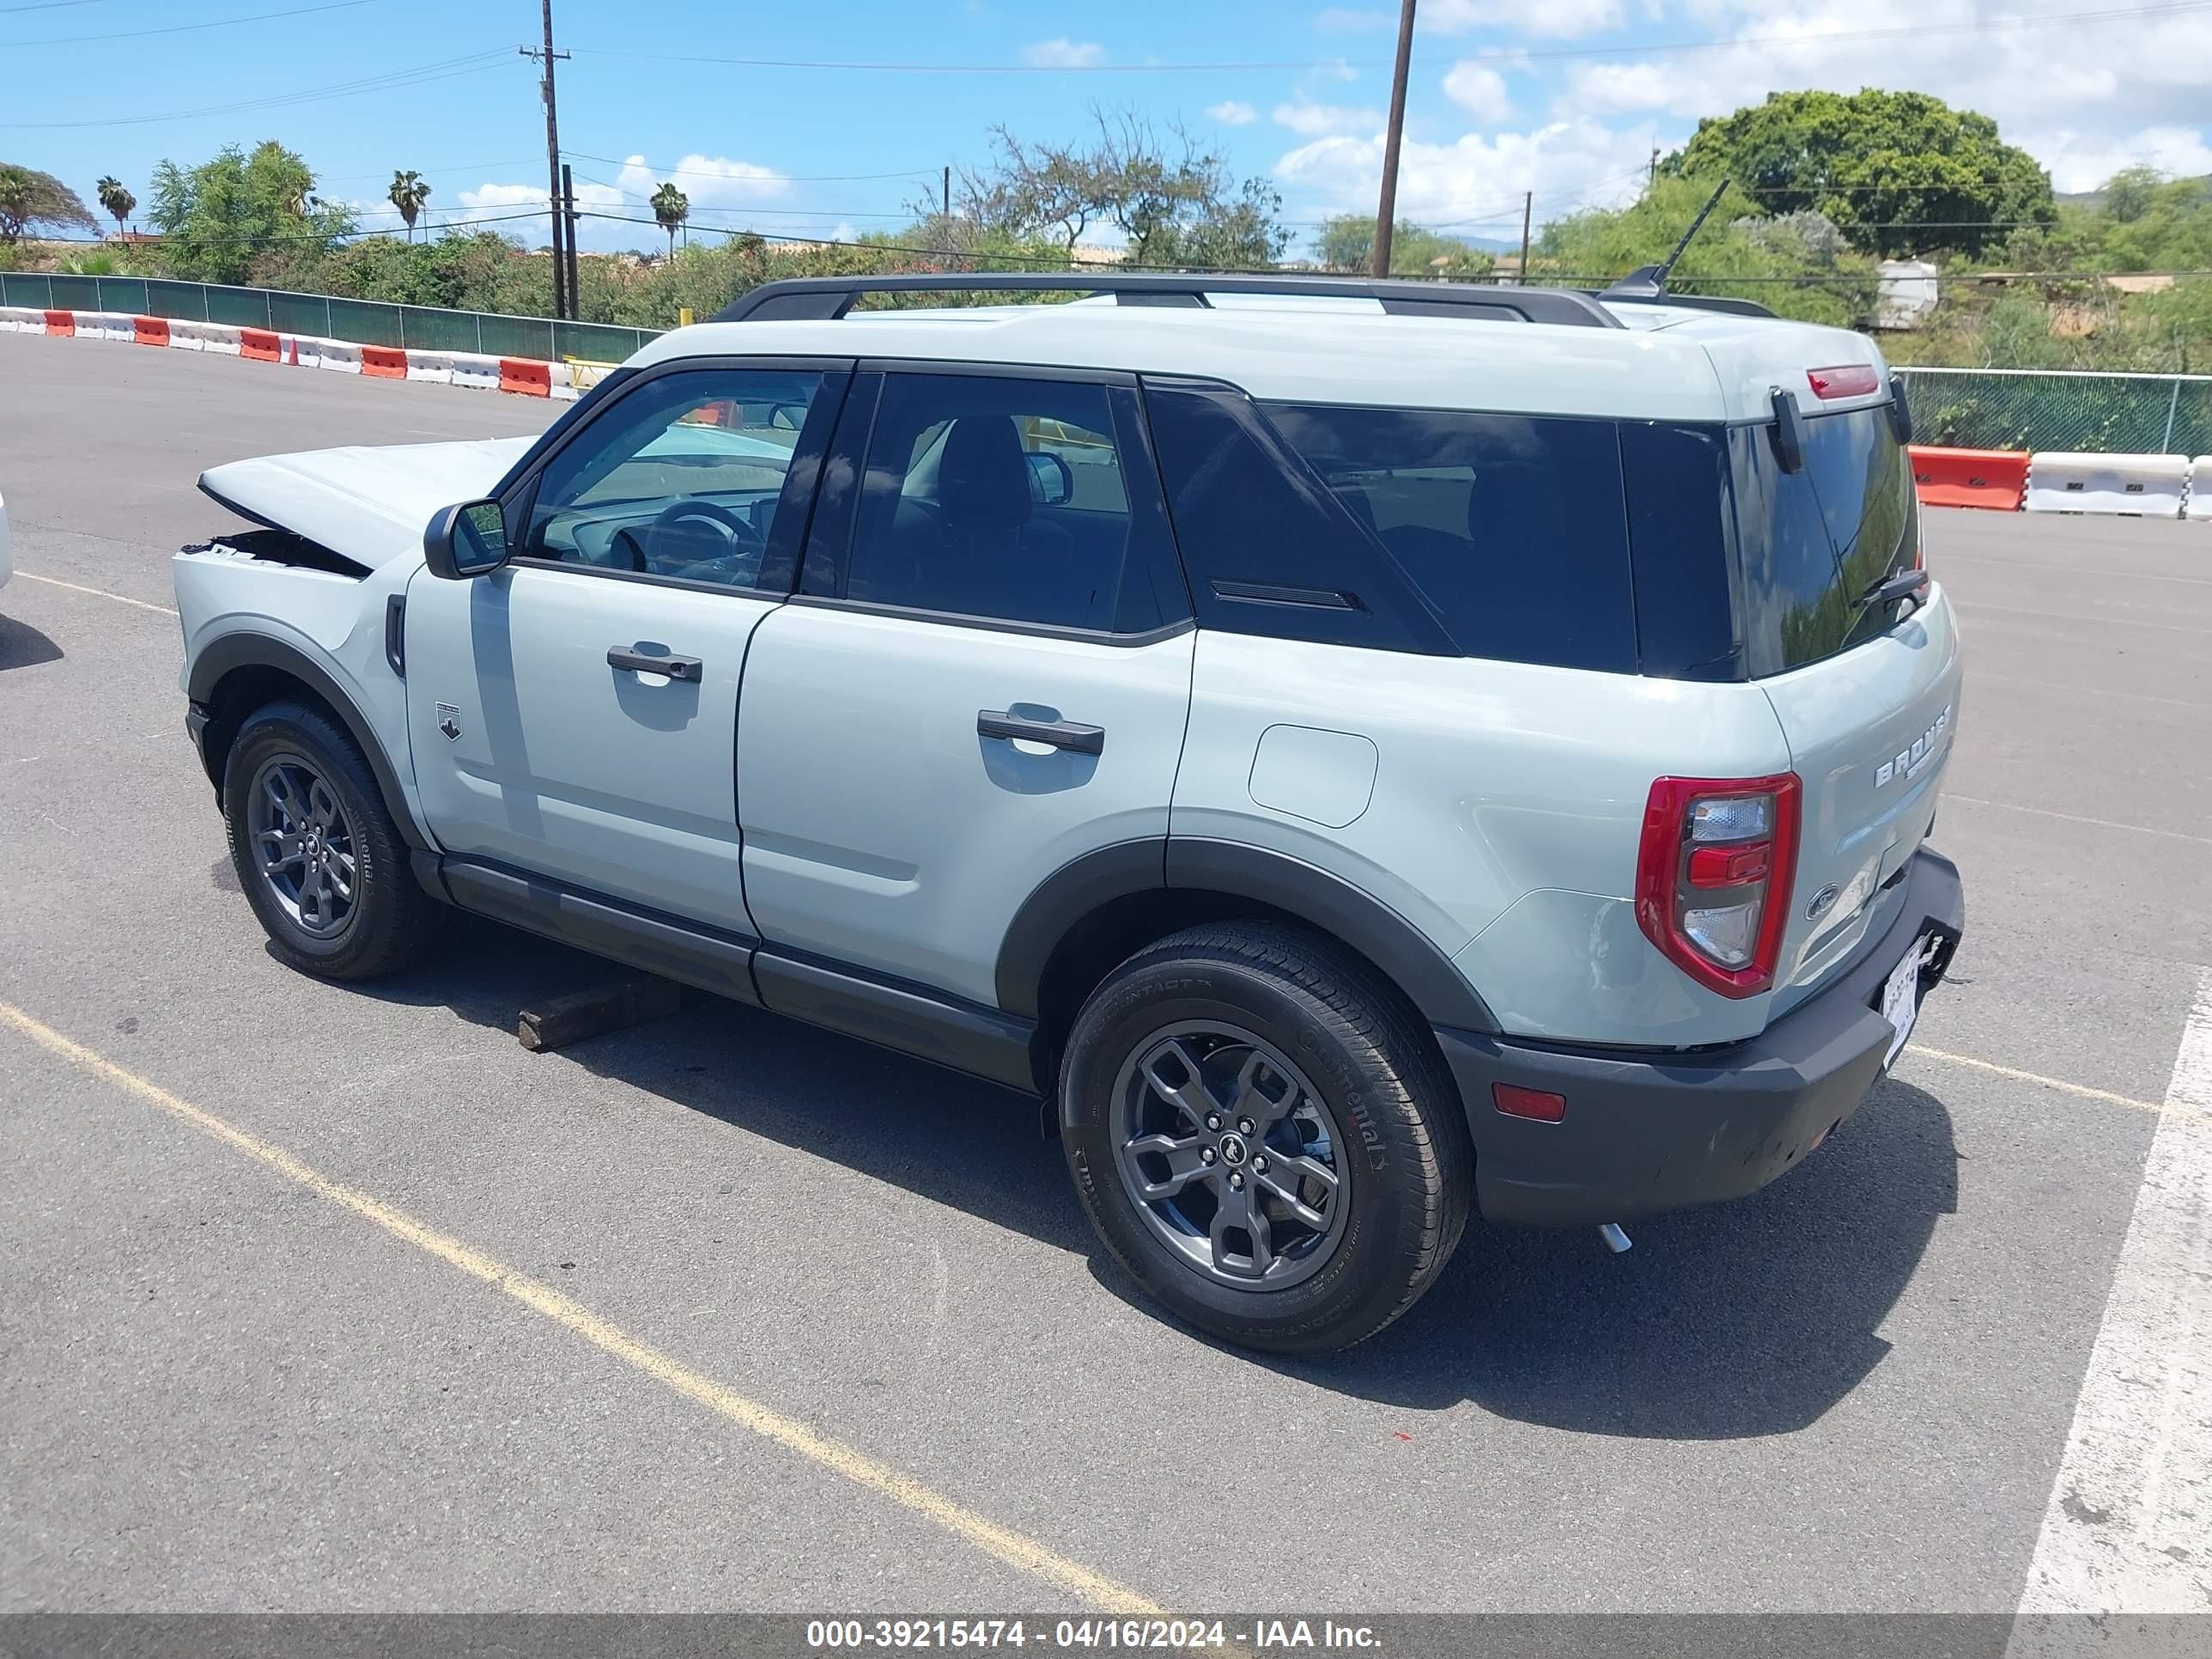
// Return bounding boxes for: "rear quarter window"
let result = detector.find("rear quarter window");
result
[1262,403,1640,675]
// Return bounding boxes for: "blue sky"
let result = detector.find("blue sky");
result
[6,0,2209,258]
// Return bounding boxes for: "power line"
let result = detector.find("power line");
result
[562,148,937,185]
[0,0,373,47]
[0,48,511,128]
[565,3,2212,74]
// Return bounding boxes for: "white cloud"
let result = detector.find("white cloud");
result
[1207,100,1259,126]
[1274,101,1385,137]
[2021,126,2212,195]
[1021,38,1103,67]
[1441,61,1514,123]
[1313,6,1389,28]
[611,153,790,212]
[1275,118,1656,232]
[1423,0,1624,39]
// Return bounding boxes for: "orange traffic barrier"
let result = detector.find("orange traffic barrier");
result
[1908,445,2028,511]
[44,309,72,337]
[498,357,551,397]
[132,315,169,347]
[240,327,280,362]
[361,344,407,380]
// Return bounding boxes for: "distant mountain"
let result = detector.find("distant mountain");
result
[2057,173,2209,211]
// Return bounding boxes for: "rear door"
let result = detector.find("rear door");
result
[1729,398,1963,1008]
[734,367,1194,1007]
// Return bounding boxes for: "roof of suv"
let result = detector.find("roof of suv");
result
[631,295,1891,427]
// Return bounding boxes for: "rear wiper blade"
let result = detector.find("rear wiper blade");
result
[1854,568,1931,611]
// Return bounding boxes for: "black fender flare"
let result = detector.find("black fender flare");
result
[188,632,430,853]
[994,835,1498,1035]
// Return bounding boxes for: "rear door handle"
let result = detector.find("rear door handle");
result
[608,646,702,682]
[977,709,1105,756]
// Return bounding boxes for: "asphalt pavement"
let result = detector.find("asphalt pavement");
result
[2,327,2207,1621]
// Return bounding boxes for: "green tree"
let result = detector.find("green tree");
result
[1314,214,1495,276]
[650,182,689,258]
[1669,89,2056,258]
[1537,174,1874,326]
[147,142,354,283]
[0,163,99,243]
[952,109,1287,268]
[387,169,431,242]
[95,175,136,237]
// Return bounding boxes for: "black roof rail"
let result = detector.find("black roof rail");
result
[1587,278,1778,319]
[707,270,1624,329]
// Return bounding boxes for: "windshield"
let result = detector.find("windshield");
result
[1728,404,1917,678]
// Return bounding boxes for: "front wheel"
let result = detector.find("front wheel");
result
[1059,921,1474,1353]
[222,700,436,981]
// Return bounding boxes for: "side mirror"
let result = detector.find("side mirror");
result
[1767,385,1807,475]
[424,498,510,580]
[1024,450,1074,507]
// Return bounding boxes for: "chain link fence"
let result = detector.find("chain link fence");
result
[1895,366,2212,458]
[0,272,655,363]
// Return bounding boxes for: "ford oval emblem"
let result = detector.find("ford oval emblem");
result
[1805,883,1841,921]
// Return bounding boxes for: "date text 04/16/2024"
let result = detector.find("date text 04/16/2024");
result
[805,1620,1382,1650]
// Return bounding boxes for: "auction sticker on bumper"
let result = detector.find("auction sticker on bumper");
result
[1881,936,1929,1067]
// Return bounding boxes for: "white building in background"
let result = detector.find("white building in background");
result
[1876,260,1941,330]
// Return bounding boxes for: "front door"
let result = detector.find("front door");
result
[404,362,848,935]
[736,367,1195,1006]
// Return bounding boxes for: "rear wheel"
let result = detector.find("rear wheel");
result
[1059,921,1474,1353]
[222,701,436,981]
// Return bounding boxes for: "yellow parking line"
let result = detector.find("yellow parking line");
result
[1903,1042,2195,1119]
[0,1000,1168,1616]
[13,570,179,617]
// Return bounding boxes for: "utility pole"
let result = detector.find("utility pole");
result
[1648,146,1660,195]
[561,162,581,323]
[1516,190,1531,287]
[521,0,570,319]
[1370,0,1416,279]
[942,165,951,222]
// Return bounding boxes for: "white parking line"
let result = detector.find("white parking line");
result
[1944,795,2212,849]
[2012,967,2212,1622]
[11,570,179,617]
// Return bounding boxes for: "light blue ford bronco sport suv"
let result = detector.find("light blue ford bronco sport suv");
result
[174,272,1964,1352]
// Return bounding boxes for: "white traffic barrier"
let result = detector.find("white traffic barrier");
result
[198,321,242,356]
[549,362,579,402]
[312,337,362,374]
[78,311,134,342]
[404,349,454,384]
[2189,459,2212,521]
[0,306,43,332]
[449,351,501,391]
[277,331,302,366]
[2025,452,2191,518]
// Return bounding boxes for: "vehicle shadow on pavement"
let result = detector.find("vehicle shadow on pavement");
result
[1267,1078,1960,1438]
[345,914,1958,1439]
[0,614,64,672]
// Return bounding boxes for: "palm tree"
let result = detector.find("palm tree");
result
[650,181,689,258]
[95,175,135,238]
[388,169,431,243]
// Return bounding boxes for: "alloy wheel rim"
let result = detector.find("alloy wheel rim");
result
[247,754,357,940]
[1109,1021,1350,1291]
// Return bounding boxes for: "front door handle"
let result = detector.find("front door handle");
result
[608,646,702,682]
[977,709,1105,756]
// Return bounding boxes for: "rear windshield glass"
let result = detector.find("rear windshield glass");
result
[1263,403,1639,674]
[1729,405,1917,677]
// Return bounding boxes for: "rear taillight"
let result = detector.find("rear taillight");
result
[1635,774,1802,998]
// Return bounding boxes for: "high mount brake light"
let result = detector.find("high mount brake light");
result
[1808,364,1881,399]
[1636,774,1802,998]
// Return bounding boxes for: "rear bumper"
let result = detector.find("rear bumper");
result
[1437,848,1964,1228]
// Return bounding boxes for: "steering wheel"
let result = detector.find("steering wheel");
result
[611,499,765,579]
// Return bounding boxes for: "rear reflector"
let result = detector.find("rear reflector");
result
[1493,1083,1567,1123]
[1808,364,1881,399]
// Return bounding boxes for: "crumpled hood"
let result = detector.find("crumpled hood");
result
[198,435,538,569]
